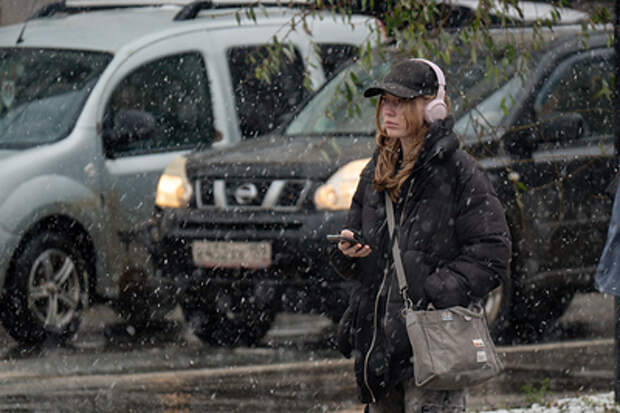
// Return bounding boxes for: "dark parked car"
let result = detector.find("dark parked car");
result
[150,29,616,345]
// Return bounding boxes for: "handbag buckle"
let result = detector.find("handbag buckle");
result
[401,287,414,310]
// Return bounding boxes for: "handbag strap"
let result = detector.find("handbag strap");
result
[385,194,413,309]
[386,193,485,314]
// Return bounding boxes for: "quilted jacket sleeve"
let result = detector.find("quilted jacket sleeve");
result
[424,154,512,308]
[328,162,373,280]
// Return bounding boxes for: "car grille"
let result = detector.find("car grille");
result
[195,178,312,211]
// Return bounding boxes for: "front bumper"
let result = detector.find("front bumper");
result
[149,207,352,314]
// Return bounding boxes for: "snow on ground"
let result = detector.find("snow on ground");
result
[341,393,620,413]
[480,392,620,413]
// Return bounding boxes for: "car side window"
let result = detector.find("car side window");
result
[227,45,309,139]
[103,52,214,157]
[317,43,358,80]
[534,51,613,141]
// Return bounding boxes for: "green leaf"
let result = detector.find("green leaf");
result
[500,97,508,116]
[344,81,353,101]
[329,139,342,154]
[303,75,313,92]
[320,149,331,162]
[354,103,361,117]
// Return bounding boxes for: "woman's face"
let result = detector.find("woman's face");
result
[380,93,426,140]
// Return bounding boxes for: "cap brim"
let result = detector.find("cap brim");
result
[363,82,426,99]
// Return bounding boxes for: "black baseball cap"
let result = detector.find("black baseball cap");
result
[363,59,438,99]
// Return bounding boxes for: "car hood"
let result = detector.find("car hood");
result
[186,134,375,180]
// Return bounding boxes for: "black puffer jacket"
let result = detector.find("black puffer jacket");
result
[329,117,511,404]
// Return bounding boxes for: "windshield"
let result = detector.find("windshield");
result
[285,57,392,136]
[453,75,523,142]
[285,45,523,142]
[0,48,112,149]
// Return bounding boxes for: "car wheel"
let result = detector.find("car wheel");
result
[116,266,178,327]
[0,231,89,345]
[181,285,275,347]
[511,289,575,342]
[499,209,578,343]
[484,276,515,345]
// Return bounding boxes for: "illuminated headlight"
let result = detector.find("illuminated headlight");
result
[156,156,193,208]
[314,158,371,210]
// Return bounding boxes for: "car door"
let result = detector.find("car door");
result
[99,45,216,286]
[504,45,615,292]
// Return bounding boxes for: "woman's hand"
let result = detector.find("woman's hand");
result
[338,229,371,258]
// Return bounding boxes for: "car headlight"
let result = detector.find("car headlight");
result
[314,158,371,210]
[156,156,193,208]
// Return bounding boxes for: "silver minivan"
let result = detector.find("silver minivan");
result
[0,0,376,344]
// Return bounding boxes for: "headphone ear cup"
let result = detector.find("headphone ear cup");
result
[424,98,448,123]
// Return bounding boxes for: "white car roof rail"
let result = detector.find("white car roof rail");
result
[65,0,194,6]
[31,0,314,22]
[66,0,310,5]
[30,1,184,20]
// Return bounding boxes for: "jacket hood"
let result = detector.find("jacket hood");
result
[361,116,459,180]
[419,116,459,164]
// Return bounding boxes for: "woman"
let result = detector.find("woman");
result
[595,176,620,296]
[329,58,512,412]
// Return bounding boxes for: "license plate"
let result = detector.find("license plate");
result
[192,241,271,269]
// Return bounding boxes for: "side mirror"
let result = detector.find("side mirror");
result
[110,109,156,147]
[539,112,587,144]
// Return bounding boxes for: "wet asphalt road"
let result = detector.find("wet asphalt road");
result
[0,292,616,412]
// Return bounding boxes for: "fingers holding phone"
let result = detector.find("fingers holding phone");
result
[334,229,371,258]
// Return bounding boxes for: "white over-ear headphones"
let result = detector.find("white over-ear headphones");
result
[411,58,447,123]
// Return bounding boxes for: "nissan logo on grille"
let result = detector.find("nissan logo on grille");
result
[196,179,311,210]
[234,183,259,205]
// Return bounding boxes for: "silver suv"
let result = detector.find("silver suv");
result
[0,0,376,344]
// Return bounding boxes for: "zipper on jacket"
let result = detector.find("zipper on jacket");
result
[383,280,392,328]
[360,144,447,402]
[363,263,389,403]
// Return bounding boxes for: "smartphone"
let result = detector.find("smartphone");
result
[326,234,362,244]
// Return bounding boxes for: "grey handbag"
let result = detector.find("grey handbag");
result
[385,194,504,390]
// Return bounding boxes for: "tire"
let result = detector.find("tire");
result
[0,231,89,345]
[491,214,575,343]
[510,288,575,343]
[116,267,178,327]
[181,284,275,347]
[484,281,515,345]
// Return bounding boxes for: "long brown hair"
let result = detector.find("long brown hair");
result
[373,95,450,202]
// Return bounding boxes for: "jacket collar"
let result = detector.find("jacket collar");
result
[417,116,458,166]
[363,116,458,179]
